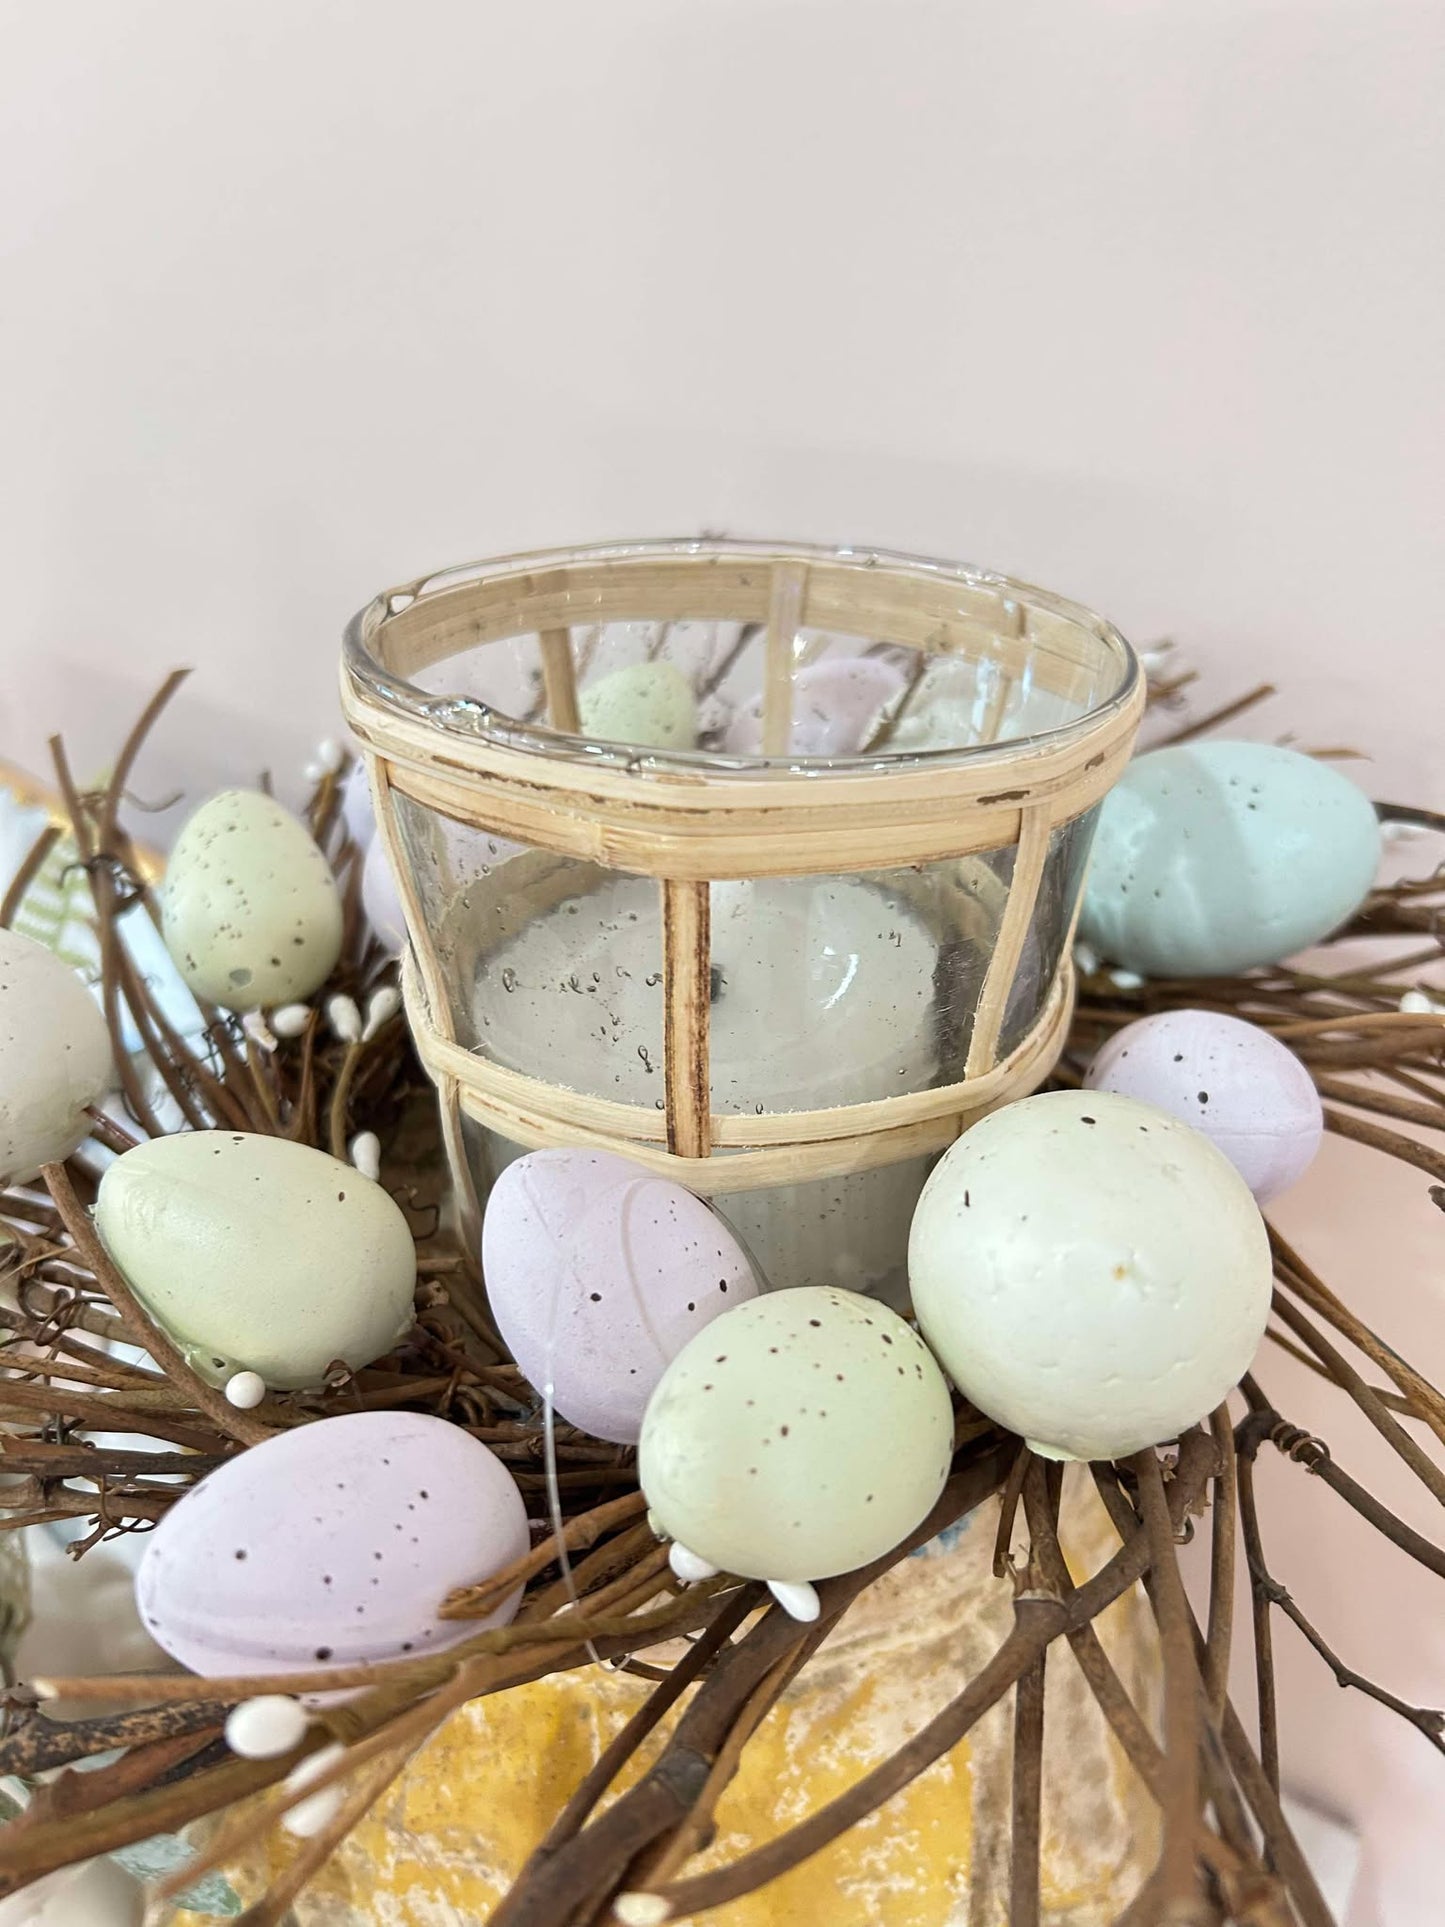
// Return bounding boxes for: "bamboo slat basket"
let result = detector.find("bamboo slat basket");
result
[340,539,1143,1294]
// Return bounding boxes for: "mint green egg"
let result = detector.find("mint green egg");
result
[95,1131,416,1389]
[1079,741,1380,977]
[578,662,696,750]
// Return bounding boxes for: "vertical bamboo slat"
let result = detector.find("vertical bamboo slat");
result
[539,629,581,734]
[965,810,1054,1077]
[661,879,712,1158]
[762,563,808,756]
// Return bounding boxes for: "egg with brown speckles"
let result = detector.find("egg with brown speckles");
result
[162,790,342,1010]
[95,1131,416,1389]
[1085,1007,1323,1201]
[135,1411,528,1677]
[638,1286,954,1580]
[482,1148,760,1444]
[0,928,113,1183]
[909,1088,1271,1462]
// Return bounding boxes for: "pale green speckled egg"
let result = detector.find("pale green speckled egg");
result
[95,1131,416,1389]
[162,790,342,1010]
[638,1286,954,1582]
[1079,741,1381,977]
[578,661,697,750]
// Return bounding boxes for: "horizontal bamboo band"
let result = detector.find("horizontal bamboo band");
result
[348,720,1136,878]
[401,951,1072,1191]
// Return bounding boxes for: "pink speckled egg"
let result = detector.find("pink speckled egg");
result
[1084,1008,1323,1202]
[723,657,906,757]
[136,1411,528,1677]
[482,1149,762,1444]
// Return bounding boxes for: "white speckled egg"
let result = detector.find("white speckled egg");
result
[910,1089,1271,1462]
[95,1131,416,1389]
[638,1286,954,1580]
[722,657,907,757]
[135,1411,528,1676]
[361,836,408,952]
[0,928,113,1183]
[577,662,697,750]
[162,790,343,1010]
[483,1149,760,1443]
[1079,741,1381,977]
[1085,1008,1323,1201]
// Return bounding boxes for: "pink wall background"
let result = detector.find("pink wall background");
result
[3,4,1443,1920]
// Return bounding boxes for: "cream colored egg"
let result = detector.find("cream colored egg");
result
[162,790,342,1010]
[909,1089,1271,1462]
[95,1130,416,1388]
[638,1286,954,1582]
[0,928,113,1183]
[578,662,697,750]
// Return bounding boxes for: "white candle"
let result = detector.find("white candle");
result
[462,868,948,1300]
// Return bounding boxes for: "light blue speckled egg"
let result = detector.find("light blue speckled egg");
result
[1079,741,1380,976]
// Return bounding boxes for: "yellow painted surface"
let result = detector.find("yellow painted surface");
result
[227,1475,1159,1925]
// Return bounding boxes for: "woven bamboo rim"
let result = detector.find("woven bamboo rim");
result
[339,540,1143,1208]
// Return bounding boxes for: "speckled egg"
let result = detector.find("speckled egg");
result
[0,928,113,1183]
[1079,741,1381,977]
[162,790,343,1010]
[577,661,697,750]
[95,1131,416,1389]
[723,657,907,757]
[482,1149,760,1444]
[910,1089,1271,1462]
[638,1286,954,1580]
[135,1411,528,1676]
[361,835,407,952]
[1085,1008,1323,1201]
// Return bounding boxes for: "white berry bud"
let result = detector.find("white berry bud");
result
[349,1132,381,1182]
[326,995,363,1044]
[241,1011,277,1053]
[767,1578,821,1622]
[362,984,401,1041]
[1399,989,1444,1016]
[283,1742,348,1837]
[225,1371,266,1409]
[668,1542,719,1583]
[225,1695,308,1760]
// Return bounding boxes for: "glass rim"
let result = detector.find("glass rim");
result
[342,536,1140,782]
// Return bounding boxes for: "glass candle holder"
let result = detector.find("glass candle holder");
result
[341,539,1141,1303]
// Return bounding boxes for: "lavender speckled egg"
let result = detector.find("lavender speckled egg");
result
[482,1149,761,1444]
[723,657,907,757]
[136,1411,528,1676]
[0,928,113,1184]
[1085,1008,1323,1201]
[638,1286,954,1581]
[910,1089,1271,1462]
